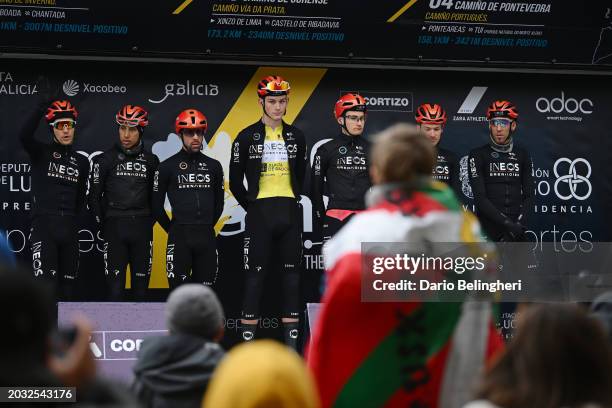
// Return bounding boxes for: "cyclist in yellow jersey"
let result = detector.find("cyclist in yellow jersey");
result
[257,124,294,199]
[229,76,307,350]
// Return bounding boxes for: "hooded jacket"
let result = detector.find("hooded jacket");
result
[132,333,224,408]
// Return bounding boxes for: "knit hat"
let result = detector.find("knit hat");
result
[165,284,224,340]
[202,340,320,408]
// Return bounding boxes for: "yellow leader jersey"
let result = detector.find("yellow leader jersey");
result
[257,125,295,199]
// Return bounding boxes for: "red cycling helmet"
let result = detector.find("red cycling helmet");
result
[175,109,208,134]
[45,100,78,123]
[334,93,367,119]
[257,75,290,98]
[415,103,447,125]
[486,100,519,120]
[116,105,148,127]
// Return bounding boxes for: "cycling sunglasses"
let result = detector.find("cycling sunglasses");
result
[181,128,206,138]
[51,120,76,130]
[117,118,141,127]
[489,118,512,128]
[264,80,290,92]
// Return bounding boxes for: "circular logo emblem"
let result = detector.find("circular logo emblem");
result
[179,162,188,170]
[253,133,261,141]
[62,79,79,97]
[339,146,348,155]
[52,152,61,159]
[553,158,592,201]
[491,152,499,158]
[118,153,125,161]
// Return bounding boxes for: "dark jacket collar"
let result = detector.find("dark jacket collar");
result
[178,148,203,160]
[114,140,143,157]
[338,132,361,144]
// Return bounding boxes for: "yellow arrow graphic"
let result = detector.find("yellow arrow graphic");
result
[147,67,327,288]
[388,0,419,22]
[173,0,193,15]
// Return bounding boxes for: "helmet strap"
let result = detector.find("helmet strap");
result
[180,131,204,153]
[260,96,286,123]
[489,132,514,153]
[488,118,515,152]
[339,111,362,137]
[50,128,74,146]
[120,138,143,156]
[49,112,76,146]
[436,124,444,146]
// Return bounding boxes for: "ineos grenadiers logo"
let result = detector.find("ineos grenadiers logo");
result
[553,158,592,201]
[148,81,219,104]
[62,79,127,95]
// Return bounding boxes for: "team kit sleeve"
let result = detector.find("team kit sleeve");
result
[88,154,110,224]
[152,163,172,232]
[518,152,535,224]
[229,132,249,211]
[310,142,329,231]
[148,154,161,218]
[76,155,90,214]
[213,160,225,225]
[295,130,308,197]
[450,154,463,199]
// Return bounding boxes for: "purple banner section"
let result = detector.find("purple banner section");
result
[306,302,322,333]
[58,302,167,384]
[306,302,322,356]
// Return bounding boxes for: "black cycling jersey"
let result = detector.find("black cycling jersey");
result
[311,133,371,221]
[19,103,89,217]
[229,120,307,210]
[153,149,224,230]
[468,143,534,239]
[89,143,159,221]
[434,147,461,196]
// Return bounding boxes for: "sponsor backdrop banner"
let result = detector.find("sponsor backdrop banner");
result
[58,302,167,383]
[1,60,611,346]
[0,1,612,66]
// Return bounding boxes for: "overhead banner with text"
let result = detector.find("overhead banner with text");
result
[0,1,612,67]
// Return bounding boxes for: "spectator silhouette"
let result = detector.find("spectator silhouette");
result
[132,284,225,408]
[0,266,138,407]
[465,303,612,408]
